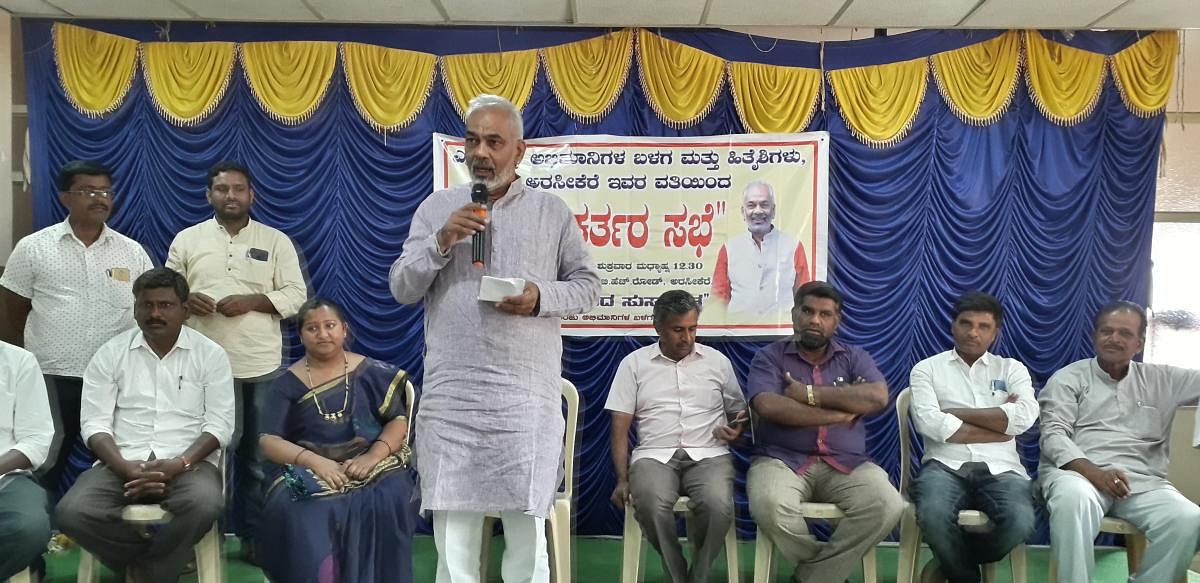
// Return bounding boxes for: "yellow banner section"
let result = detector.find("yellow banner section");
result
[52,24,1178,144]
[53,23,138,117]
[141,42,236,126]
[433,132,830,336]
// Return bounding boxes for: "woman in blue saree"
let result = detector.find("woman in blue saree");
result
[258,298,416,583]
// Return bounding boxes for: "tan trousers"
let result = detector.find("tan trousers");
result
[747,456,903,583]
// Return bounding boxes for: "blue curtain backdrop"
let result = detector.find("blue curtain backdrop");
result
[22,21,1158,541]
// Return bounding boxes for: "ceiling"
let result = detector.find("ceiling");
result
[0,0,1192,30]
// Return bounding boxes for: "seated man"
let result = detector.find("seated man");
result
[908,292,1038,583]
[56,267,235,583]
[0,341,53,580]
[604,290,747,583]
[745,281,903,583]
[1039,301,1200,583]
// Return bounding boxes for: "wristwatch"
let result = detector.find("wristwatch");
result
[178,455,194,472]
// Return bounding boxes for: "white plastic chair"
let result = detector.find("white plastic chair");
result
[76,452,226,583]
[752,502,877,583]
[620,495,739,583]
[746,411,877,583]
[6,568,33,583]
[480,379,578,583]
[894,387,1028,583]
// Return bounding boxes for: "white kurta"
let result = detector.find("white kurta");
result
[390,181,600,517]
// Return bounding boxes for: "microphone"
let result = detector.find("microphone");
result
[471,182,488,268]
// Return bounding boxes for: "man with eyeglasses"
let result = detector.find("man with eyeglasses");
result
[165,160,306,562]
[604,290,747,583]
[0,160,154,498]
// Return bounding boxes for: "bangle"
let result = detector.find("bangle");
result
[373,439,394,454]
[806,384,817,407]
[293,449,308,465]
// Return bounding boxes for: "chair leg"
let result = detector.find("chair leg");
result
[194,523,223,583]
[1009,544,1028,583]
[1047,556,1057,583]
[480,515,498,583]
[861,546,878,583]
[77,549,100,583]
[548,500,571,583]
[752,530,774,583]
[724,522,740,583]
[620,505,643,583]
[895,505,922,583]
[981,561,998,583]
[1126,533,1147,575]
[9,567,33,583]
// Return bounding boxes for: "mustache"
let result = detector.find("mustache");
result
[144,319,166,326]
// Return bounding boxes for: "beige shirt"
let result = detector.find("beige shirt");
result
[0,341,53,477]
[1039,358,1200,493]
[604,342,747,464]
[909,350,1038,477]
[0,219,153,377]
[81,326,235,468]
[166,218,306,378]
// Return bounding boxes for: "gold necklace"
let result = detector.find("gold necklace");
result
[305,355,351,421]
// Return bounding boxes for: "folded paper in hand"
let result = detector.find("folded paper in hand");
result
[479,276,526,302]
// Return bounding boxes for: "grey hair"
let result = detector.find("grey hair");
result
[465,94,524,140]
[652,290,701,329]
[742,180,776,206]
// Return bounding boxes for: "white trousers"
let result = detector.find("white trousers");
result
[433,510,549,583]
[1042,468,1200,583]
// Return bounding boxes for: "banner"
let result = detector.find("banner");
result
[432,132,829,336]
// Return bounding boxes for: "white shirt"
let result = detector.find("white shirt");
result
[166,218,307,378]
[0,341,53,477]
[909,349,1038,477]
[0,219,154,377]
[722,228,801,317]
[604,342,747,464]
[80,326,235,468]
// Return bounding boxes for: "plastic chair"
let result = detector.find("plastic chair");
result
[752,502,877,583]
[6,568,33,583]
[620,495,739,583]
[745,410,876,583]
[76,452,226,583]
[480,379,578,583]
[894,387,1028,583]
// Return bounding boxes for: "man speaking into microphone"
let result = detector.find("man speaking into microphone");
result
[390,94,600,583]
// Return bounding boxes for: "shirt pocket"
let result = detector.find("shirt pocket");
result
[101,270,136,308]
[176,379,207,418]
[1129,404,1164,441]
[232,255,273,291]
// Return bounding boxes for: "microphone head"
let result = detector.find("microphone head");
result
[470,182,489,204]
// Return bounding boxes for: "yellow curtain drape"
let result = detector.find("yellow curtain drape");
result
[829,58,928,147]
[1111,31,1178,118]
[240,41,338,124]
[636,29,725,129]
[342,42,437,132]
[541,30,634,124]
[52,23,138,117]
[140,42,236,126]
[441,49,540,119]
[729,61,820,133]
[1024,30,1107,125]
[931,31,1022,125]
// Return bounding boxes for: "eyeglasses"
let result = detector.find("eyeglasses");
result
[66,189,115,199]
